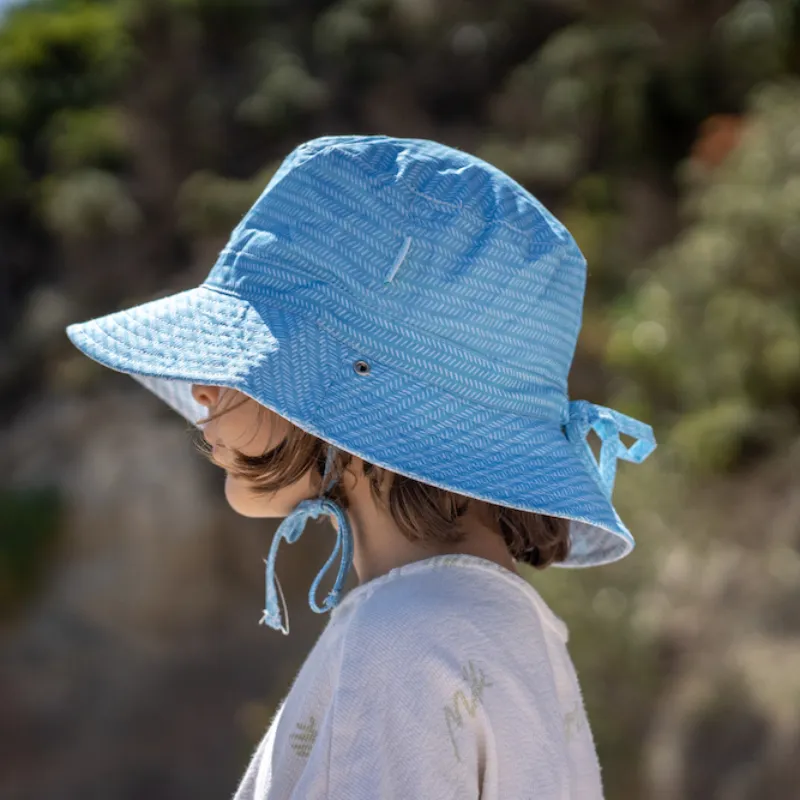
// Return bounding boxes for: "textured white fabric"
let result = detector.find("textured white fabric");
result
[231,554,603,800]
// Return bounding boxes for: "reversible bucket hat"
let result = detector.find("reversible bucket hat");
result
[67,135,656,630]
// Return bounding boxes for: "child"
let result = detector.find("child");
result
[67,136,655,799]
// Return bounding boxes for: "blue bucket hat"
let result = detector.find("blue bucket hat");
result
[67,135,655,631]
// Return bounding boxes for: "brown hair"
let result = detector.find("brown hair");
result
[198,395,571,569]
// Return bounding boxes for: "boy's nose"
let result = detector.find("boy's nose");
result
[191,384,220,409]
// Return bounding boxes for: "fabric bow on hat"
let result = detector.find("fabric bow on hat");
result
[563,400,656,497]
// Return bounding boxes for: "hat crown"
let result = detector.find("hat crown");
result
[207,136,587,417]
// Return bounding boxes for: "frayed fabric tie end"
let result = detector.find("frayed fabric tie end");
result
[260,563,290,635]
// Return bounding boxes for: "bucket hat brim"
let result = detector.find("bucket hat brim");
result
[67,283,633,567]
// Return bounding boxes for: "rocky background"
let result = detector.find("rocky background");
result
[1,1,799,798]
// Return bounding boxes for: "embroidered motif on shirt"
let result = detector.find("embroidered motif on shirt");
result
[444,661,494,763]
[563,701,585,742]
[290,716,318,758]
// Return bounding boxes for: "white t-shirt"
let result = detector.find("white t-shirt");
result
[231,554,603,799]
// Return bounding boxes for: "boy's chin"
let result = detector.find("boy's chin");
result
[223,473,297,518]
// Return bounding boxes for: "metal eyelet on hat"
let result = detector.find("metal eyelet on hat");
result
[353,360,370,375]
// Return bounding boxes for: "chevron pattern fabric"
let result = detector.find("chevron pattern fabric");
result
[66,135,655,567]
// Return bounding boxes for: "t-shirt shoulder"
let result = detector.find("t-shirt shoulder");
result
[325,557,571,711]
[332,555,568,656]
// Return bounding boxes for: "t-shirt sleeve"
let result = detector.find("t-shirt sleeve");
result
[322,605,493,800]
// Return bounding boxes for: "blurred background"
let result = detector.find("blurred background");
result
[1,0,799,798]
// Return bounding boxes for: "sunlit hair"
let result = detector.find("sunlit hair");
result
[196,390,571,568]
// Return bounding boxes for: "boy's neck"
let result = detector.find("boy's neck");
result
[342,460,519,585]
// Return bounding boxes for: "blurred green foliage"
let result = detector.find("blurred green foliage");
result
[176,164,278,235]
[0,487,62,616]
[608,83,800,473]
[45,106,129,171]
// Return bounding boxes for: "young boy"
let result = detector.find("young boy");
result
[67,135,655,798]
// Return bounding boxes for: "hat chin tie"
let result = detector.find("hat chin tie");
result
[259,449,353,634]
